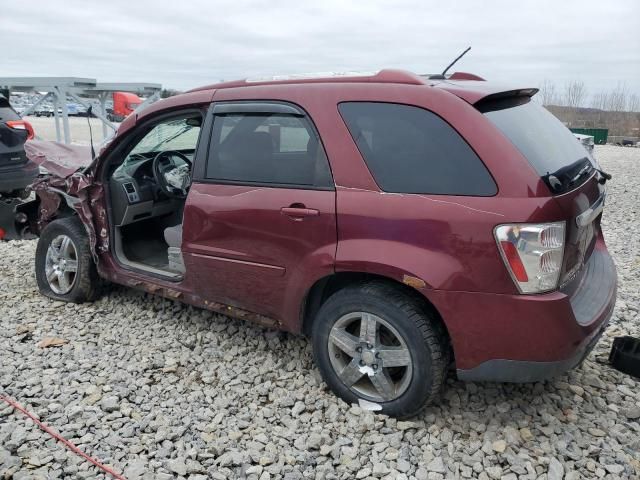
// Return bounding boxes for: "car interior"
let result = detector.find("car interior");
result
[104,109,333,279]
[106,112,202,279]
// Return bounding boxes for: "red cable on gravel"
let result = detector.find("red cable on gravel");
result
[0,394,127,480]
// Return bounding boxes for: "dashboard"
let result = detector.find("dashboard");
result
[109,151,194,227]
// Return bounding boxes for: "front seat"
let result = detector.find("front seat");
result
[164,224,183,248]
[164,223,185,274]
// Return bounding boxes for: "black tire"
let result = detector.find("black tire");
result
[35,216,100,303]
[312,281,448,418]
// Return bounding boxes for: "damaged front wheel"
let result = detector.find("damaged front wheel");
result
[35,216,100,303]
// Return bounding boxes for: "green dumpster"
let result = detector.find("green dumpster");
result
[570,128,608,145]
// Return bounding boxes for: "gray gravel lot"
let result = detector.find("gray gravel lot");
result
[1,145,639,479]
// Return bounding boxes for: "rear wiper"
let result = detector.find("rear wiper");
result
[595,168,612,184]
[570,163,592,184]
[544,157,593,193]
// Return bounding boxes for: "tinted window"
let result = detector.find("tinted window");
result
[482,100,593,179]
[206,113,333,188]
[339,102,496,196]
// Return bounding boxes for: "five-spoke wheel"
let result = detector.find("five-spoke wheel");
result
[328,312,412,402]
[36,217,99,303]
[312,282,448,418]
[44,234,78,294]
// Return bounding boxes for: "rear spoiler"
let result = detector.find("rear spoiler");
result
[475,89,539,113]
[434,81,539,106]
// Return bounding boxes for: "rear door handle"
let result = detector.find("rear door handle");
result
[281,206,320,219]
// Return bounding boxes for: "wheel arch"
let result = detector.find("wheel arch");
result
[301,271,454,363]
[35,215,101,303]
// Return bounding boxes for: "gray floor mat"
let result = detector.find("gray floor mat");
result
[123,237,169,269]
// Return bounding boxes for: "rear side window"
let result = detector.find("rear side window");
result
[206,113,333,189]
[338,102,496,196]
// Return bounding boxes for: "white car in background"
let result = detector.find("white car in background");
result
[573,133,595,156]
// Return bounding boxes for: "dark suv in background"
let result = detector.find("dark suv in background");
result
[0,94,37,198]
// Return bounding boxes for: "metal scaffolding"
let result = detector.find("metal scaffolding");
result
[0,77,162,144]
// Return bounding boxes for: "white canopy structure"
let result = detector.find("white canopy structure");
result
[0,77,162,144]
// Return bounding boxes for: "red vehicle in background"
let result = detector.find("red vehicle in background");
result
[107,92,142,122]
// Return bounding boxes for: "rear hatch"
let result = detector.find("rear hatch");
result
[478,95,605,289]
[0,96,29,168]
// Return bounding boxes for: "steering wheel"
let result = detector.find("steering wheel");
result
[152,150,192,199]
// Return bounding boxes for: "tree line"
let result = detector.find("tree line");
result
[537,80,640,137]
[537,79,639,112]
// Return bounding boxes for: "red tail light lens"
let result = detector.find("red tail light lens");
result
[499,240,529,282]
[6,120,35,140]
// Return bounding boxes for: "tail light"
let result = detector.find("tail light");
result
[495,222,565,294]
[6,120,35,140]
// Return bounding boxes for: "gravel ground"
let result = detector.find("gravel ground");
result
[1,145,639,480]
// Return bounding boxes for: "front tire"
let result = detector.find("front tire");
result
[312,281,448,418]
[35,217,99,303]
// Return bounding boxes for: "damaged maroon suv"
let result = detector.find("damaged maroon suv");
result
[26,70,616,417]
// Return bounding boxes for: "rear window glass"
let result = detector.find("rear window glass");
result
[338,102,496,196]
[482,100,591,177]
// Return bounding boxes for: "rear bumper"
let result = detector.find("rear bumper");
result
[0,161,39,193]
[429,240,616,382]
[456,317,610,382]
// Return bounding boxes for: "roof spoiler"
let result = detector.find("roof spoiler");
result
[474,88,539,112]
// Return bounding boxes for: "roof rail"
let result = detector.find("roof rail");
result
[449,72,485,81]
[188,69,426,92]
[421,71,485,81]
[368,69,426,85]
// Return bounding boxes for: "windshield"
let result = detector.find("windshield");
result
[482,99,594,193]
[129,118,200,156]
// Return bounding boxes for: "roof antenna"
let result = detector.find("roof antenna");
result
[430,46,472,79]
[86,105,96,160]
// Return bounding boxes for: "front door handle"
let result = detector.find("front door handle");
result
[281,206,320,219]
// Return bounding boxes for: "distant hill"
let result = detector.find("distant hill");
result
[545,104,640,138]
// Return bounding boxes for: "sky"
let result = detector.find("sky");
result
[1,0,639,102]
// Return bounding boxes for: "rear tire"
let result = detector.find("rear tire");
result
[35,216,100,303]
[311,281,448,418]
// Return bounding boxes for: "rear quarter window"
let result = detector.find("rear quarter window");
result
[338,102,497,196]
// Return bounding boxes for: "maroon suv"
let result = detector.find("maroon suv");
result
[27,69,616,417]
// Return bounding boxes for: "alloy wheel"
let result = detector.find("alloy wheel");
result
[44,234,78,294]
[328,312,413,402]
